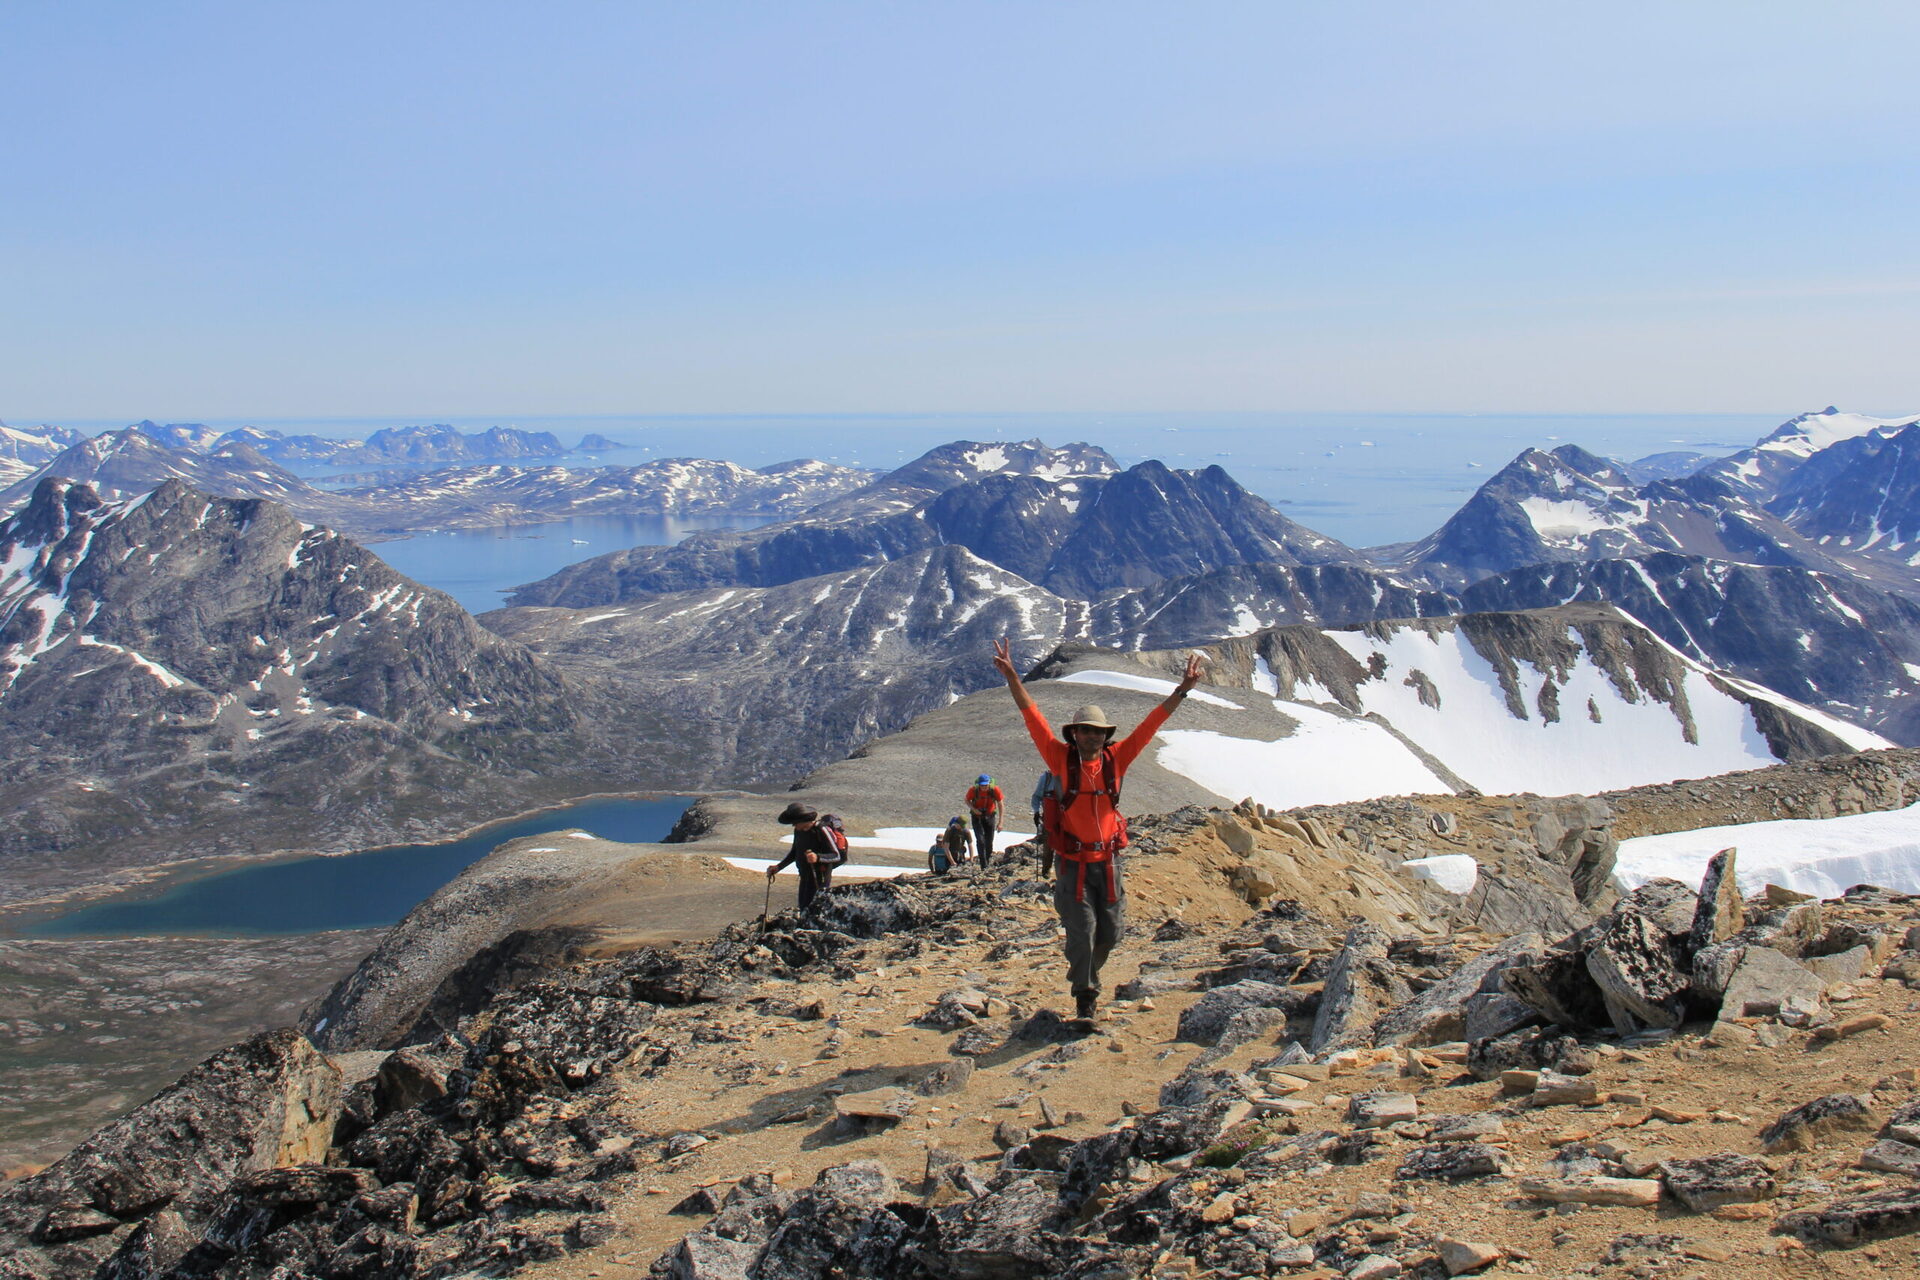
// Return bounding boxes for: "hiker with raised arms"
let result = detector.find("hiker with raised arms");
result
[992,638,1206,1021]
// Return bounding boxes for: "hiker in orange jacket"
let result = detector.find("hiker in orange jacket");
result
[992,638,1205,1021]
[964,774,1004,870]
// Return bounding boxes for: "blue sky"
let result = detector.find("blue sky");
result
[4,2,1917,420]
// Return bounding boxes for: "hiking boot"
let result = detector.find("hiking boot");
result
[1074,991,1097,1020]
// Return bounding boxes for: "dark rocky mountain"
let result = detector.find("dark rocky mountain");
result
[355,423,565,464]
[507,448,1357,608]
[1768,420,1920,570]
[1460,552,1920,744]
[0,478,637,906]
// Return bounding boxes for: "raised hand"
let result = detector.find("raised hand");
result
[992,637,1018,681]
[1178,650,1207,692]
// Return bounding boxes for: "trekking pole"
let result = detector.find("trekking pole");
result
[759,877,773,928]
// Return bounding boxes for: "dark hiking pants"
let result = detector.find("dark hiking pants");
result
[797,862,832,910]
[971,813,997,869]
[1053,857,1123,998]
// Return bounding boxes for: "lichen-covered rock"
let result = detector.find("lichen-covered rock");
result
[1658,1153,1777,1212]
[1759,1094,1877,1153]
[1174,980,1299,1045]
[1775,1186,1920,1247]
[1584,908,1687,1032]
[1310,924,1414,1052]
[1395,1143,1513,1181]
[1687,848,1744,956]
[1371,933,1542,1048]
[0,1028,340,1277]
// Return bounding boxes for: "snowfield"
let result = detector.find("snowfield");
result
[1156,708,1452,810]
[1614,801,1920,898]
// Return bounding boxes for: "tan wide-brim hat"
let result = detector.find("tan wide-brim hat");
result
[1064,704,1117,741]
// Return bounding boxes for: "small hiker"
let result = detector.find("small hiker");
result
[927,837,953,877]
[940,815,973,868]
[766,802,843,910]
[965,774,1004,869]
[1029,770,1059,878]
[992,638,1206,1021]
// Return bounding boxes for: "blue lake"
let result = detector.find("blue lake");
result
[26,795,694,940]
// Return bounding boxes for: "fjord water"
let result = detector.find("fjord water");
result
[370,513,778,615]
[27,795,694,939]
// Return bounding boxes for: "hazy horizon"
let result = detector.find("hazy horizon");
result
[6,5,1916,417]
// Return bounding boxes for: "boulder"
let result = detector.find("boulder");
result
[1806,946,1872,984]
[1759,1094,1878,1154]
[1347,1093,1419,1128]
[1584,909,1687,1032]
[1686,849,1743,956]
[0,1028,340,1266]
[1371,933,1542,1048]
[1618,879,1699,937]
[1858,1140,1920,1176]
[1175,981,1299,1045]
[1395,1144,1513,1181]
[1720,947,1824,1020]
[1658,1153,1777,1212]
[1310,924,1414,1052]
[1501,946,1610,1031]
[1776,1186,1920,1247]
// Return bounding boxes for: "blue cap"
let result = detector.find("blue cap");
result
[977,774,991,784]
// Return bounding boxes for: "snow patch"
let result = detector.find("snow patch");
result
[1156,710,1454,810]
[1401,854,1479,895]
[1615,801,1920,898]
[1056,668,1242,709]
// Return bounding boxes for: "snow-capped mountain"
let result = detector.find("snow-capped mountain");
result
[507,449,1359,607]
[336,456,877,533]
[1767,420,1920,569]
[1392,438,1911,594]
[0,477,637,904]
[1697,406,1920,503]
[1063,604,1885,810]
[0,427,323,512]
[0,422,87,488]
[2,428,876,538]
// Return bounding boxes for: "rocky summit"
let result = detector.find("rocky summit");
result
[3,757,1919,1279]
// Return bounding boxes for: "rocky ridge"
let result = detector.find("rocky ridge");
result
[3,770,1919,1278]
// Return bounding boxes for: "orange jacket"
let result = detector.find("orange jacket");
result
[965,784,1003,816]
[1019,702,1172,850]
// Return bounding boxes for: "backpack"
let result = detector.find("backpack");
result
[966,783,1003,815]
[928,841,951,875]
[1042,748,1128,902]
[815,813,848,865]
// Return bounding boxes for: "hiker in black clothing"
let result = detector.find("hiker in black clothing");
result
[767,801,836,910]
